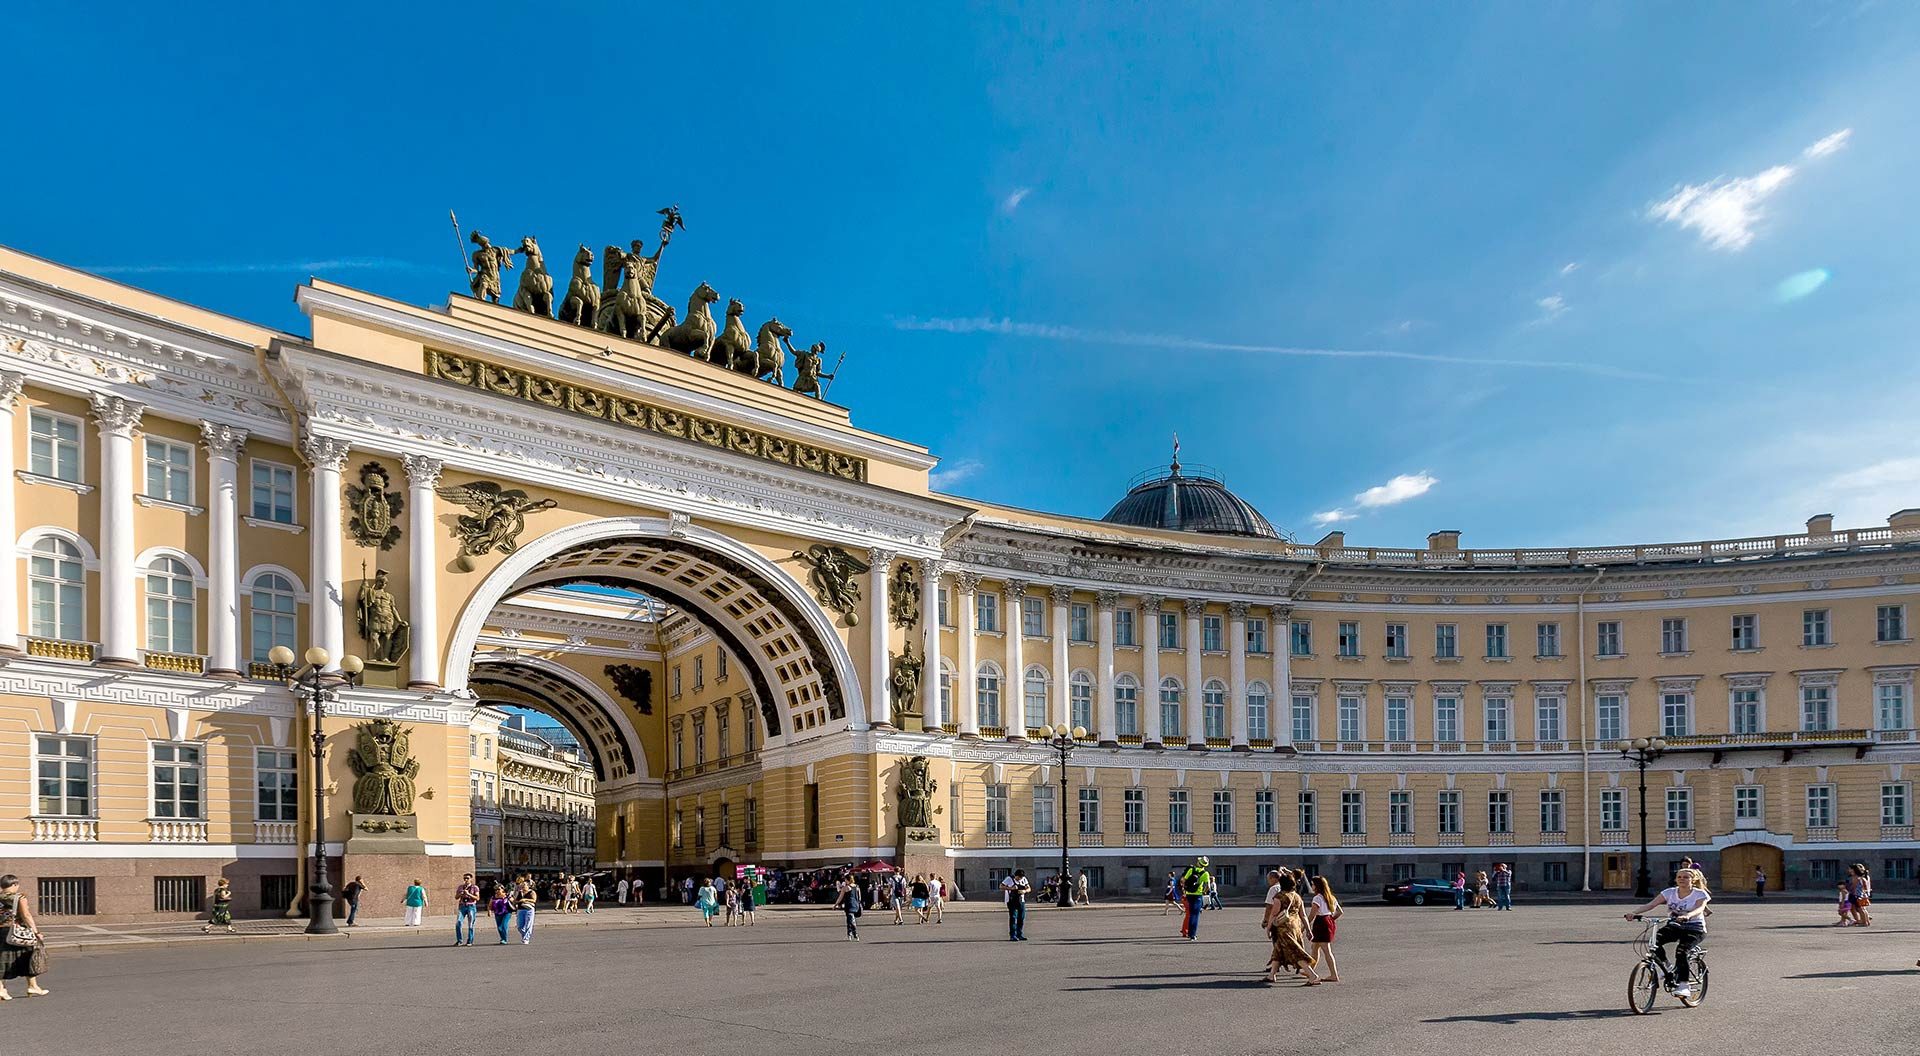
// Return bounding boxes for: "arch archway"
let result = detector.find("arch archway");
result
[446,516,866,745]
[470,652,649,783]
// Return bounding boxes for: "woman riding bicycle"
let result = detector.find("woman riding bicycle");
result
[1625,866,1712,1000]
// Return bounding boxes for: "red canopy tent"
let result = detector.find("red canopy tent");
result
[852,860,895,873]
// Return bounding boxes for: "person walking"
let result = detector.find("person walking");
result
[696,877,718,925]
[1306,875,1343,983]
[512,874,539,944]
[1849,863,1873,927]
[1491,863,1513,911]
[1179,857,1211,940]
[890,871,909,924]
[928,874,946,924]
[342,875,366,927]
[1262,871,1319,985]
[739,881,757,926]
[580,878,597,916]
[1753,865,1767,900]
[402,878,428,927]
[0,875,50,1000]
[1002,869,1032,941]
[724,880,741,926]
[202,877,236,934]
[452,872,481,946]
[552,876,568,914]
[836,876,863,941]
[616,876,630,906]
[1450,871,1467,910]
[910,874,930,923]
[1077,869,1091,904]
[489,884,514,945]
[1162,871,1181,915]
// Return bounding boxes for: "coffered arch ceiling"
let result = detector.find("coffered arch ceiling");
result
[470,652,645,783]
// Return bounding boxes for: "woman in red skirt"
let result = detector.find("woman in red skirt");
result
[1306,874,1343,983]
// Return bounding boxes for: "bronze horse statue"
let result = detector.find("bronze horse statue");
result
[662,283,720,361]
[596,253,663,340]
[510,237,553,318]
[712,299,751,371]
[750,318,790,384]
[557,244,599,327]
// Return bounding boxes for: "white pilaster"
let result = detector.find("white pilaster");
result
[91,394,145,666]
[1273,604,1294,750]
[200,422,248,675]
[956,572,981,737]
[401,454,444,688]
[302,434,350,668]
[920,558,943,727]
[1004,579,1027,739]
[1095,591,1118,746]
[1184,598,1206,748]
[1050,585,1072,730]
[1228,601,1250,749]
[0,372,23,652]
[866,548,893,729]
[1140,594,1163,747]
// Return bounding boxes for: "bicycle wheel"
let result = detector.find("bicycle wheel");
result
[1681,961,1708,1007]
[1629,962,1660,1014]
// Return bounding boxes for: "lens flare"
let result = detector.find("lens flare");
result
[1775,268,1830,303]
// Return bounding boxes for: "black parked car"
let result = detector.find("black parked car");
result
[1381,877,1455,905]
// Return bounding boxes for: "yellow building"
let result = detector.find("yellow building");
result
[0,242,1914,921]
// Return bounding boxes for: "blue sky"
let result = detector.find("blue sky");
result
[9,3,1919,549]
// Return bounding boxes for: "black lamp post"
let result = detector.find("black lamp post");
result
[1038,722,1088,907]
[1619,736,1667,900]
[269,644,363,935]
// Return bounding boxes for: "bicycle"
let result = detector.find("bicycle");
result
[1626,915,1709,1013]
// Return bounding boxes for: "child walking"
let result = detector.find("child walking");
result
[202,878,235,934]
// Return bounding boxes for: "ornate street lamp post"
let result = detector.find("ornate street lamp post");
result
[269,645,364,935]
[1039,722,1088,907]
[1618,736,1667,900]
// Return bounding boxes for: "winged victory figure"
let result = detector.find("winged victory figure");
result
[434,481,559,557]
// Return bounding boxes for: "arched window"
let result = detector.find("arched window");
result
[28,537,85,641]
[1070,670,1094,731]
[936,660,955,729]
[976,662,1003,729]
[1203,679,1228,739]
[250,573,298,664]
[1247,681,1271,742]
[1023,664,1049,731]
[145,556,196,654]
[1159,677,1184,739]
[1114,674,1140,738]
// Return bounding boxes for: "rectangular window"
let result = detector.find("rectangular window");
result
[1535,696,1563,741]
[672,810,685,849]
[1661,618,1689,654]
[1810,859,1841,883]
[1114,679,1139,737]
[692,722,706,766]
[1385,696,1410,742]
[1254,789,1276,834]
[1203,684,1227,739]
[1487,790,1511,834]
[692,656,703,689]
[1337,695,1363,741]
[1732,689,1762,735]
[1384,622,1408,658]
[1484,696,1510,743]
[1393,862,1417,883]
[1878,682,1910,731]
[937,586,950,627]
[1033,783,1056,834]
[1596,621,1622,657]
[1246,617,1268,655]
[1291,695,1316,743]
[1885,858,1915,881]
[1437,790,1461,834]
[1879,604,1907,642]
[1247,686,1269,742]
[1485,623,1508,659]
[975,592,999,633]
[152,742,203,820]
[1801,685,1833,732]
[1337,621,1360,657]
[1114,608,1136,647]
[1291,620,1313,657]
[250,459,296,524]
[1735,785,1762,822]
[1202,614,1223,652]
[1124,788,1145,834]
[1601,788,1624,831]
[1537,622,1561,658]
[746,798,758,843]
[1158,611,1180,649]
[1168,789,1190,835]
[1541,861,1569,884]
[29,409,83,482]
[1213,790,1235,835]
[1883,783,1910,827]
[1434,623,1458,659]
[1070,675,1093,731]
[1665,787,1692,830]
[144,438,193,503]
[977,668,1001,728]
[1340,790,1364,835]
[1806,785,1834,829]
[1297,790,1317,835]
[1078,788,1100,833]
[1803,609,1830,646]
[1070,603,1091,642]
[1021,595,1044,637]
[717,649,728,681]
[716,711,730,758]
[1389,790,1412,834]
[1024,670,1048,730]
[1731,613,1758,651]
[255,748,298,821]
[1596,694,1624,742]
[985,783,1009,834]
[1661,692,1692,737]
[1540,789,1565,833]
[1434,696,1460,743]
[36,735,92,817]
[37,877,95,917]
[1160,680,1183,739]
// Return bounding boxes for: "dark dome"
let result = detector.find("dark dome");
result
[1101,461,1279,539]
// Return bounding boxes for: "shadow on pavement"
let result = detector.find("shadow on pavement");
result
[1535,939,1624,945]
[1424,1009,1636,1025]
[1061,977,1273,992]
[1784,968,1920,979]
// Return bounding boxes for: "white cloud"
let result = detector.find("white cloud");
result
[81,257,429,276]
[1310,509,1355,527]
[1560,261,1581,275]
[929,457,985,490]
[1647,128,1851,251]
[1372,319,1427,337]
[1354,471,1439,509]
[1534,294,1568,323]
[999,187,1032,215]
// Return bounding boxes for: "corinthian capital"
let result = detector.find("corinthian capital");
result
[955,571,983,593]
[1139,593,1164,613]
[199,421,249,460]
[1183,597,1208,618]
[1227,601,1250,621]
[868,547,896,568]
[1050,584,1075,606]
[401,453,445,488]
[1095,589,1120,610]
[88,393,146,437]
[300,433,351,472]
[0,370,24,408]
[1271,603,1294,623]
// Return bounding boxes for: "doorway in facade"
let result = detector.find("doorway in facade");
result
[1719,842,1783,896]
[1602,853,1632,890]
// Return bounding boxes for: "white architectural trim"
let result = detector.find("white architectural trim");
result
[16,524,101,569]
[135,545,210,587]
[240,563,312,601]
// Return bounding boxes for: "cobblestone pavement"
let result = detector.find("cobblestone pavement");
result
[7,901,1916,1056]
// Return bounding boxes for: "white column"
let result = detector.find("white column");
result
[920,558,943,726]
[401,454,444,689]
[1140,594,1163,747]
[1228,601,1250,750]
[1050,585,1072,730]
[91,394,145,666]
[1095,590,1118,746]
[201,422,248,676]
[0,372,23,652]
[956,572,980,737]
[1273,604,1294,750]
[1184,598,1206,748]
[302,434,350,668]
[866,548,893,729]
[1004,579,1027,739]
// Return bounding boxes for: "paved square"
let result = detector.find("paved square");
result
[8,901,1916,1055]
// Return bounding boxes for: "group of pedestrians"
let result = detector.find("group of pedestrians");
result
[828,871,954,939]
[693,876,759,926]
[1260,868,1342,985]
[1450,864,1515,910]
[1834,862,1875,927]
